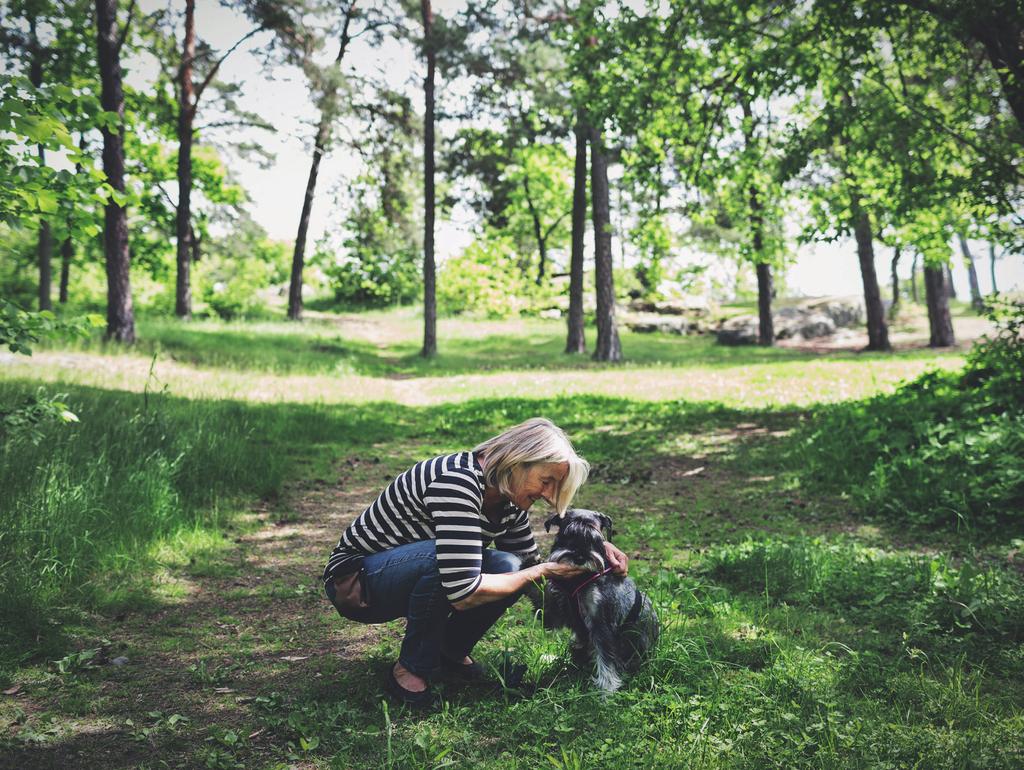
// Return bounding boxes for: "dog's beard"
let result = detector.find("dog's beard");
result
[549,546,606,573]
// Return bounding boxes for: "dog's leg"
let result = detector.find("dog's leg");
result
[584,609,623,693]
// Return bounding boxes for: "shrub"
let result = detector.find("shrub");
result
[798,299,1024,531]
[437,233,557,318]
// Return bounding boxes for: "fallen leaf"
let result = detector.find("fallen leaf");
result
[248,728,265,740]
[280,655,309,662]
[3,685,22,696]
[214,687,235,694]
[682,466,706,477]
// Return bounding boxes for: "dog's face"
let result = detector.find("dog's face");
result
[544,508,613,572]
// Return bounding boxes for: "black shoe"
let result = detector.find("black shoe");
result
[441,655,527,689]
[385,665,439,708]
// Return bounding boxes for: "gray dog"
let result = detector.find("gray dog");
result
[532,508,660,692]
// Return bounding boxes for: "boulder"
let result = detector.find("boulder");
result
[798,312,836,339]
[715,315,760,345]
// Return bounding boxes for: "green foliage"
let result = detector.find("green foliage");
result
[0,300,100,355]
[200,257,275,321]
[799,299,1024,530]
[437,232,557,318]
[703,538,1024,645]
[0,386,286,662]
[0,75,105,239]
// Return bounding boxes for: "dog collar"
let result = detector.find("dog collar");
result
[568,565,615,601]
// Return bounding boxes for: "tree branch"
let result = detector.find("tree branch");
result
[192,25,264,109]
[115,0,137,55]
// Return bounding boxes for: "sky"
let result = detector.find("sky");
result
[137,0,1022,299]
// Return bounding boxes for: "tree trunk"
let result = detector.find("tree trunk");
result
[889,245,901,319]
[589,125,621,362]
[288,117,329,321]
[924,264,956,347]
[944,262,956,299]
[95,0,135,343]
[37,216,53,312]
[748,185,772,345]
[755,263,773,345]
[420,0,437,357]
[910,251,919,302]
[989,242,998,294]
[521,175,548,285]
[851,202,890,351]
[565,112,587,355]
[957,234,984,311]
[59,236,72,303]
[175,0,196,319]
[287,11,354,321]
[29,20,52,312]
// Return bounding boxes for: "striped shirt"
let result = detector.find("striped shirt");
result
[322,451,537,602]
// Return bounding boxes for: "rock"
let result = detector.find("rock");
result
[715,315,760,345]
[798,312,836,339]
[538,308,562,320]
[110,656,129,666]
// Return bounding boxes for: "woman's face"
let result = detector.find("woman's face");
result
[511,461,569,511]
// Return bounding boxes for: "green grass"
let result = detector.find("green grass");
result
[2,309,1022,768]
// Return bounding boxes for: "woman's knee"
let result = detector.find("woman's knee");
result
[482,549,521,575]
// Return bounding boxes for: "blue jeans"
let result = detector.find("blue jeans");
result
[325,540,522,678]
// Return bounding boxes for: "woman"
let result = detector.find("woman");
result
[322,417,628,705]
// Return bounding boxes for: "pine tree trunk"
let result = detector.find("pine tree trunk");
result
[95,0,135,343]
[755,262,773,345]
[957,234,984,311]
[944,263,956,299]
[589,125,621,362]
[565,112,587,355]
[910,251,919,302]
[287,14,354,321]
[59,236,72,303]
[989,242,998,294]
[288,117,329,321]
[924,264,956,347]
[889,245,901,319]
[521,175,548,285]
[29,20,52,312]
[37,217,53,311]
[420,0,437,357]
[175,0,196,319]
[851,203,890,351]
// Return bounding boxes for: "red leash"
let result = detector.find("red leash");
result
[569,565,615,618]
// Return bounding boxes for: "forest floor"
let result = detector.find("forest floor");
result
[2,305,1021,768]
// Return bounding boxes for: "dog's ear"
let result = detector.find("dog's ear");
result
[544,513,564,533]
[598,513,614,539]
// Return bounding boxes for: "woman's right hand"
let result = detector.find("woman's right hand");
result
[542,561,590,579]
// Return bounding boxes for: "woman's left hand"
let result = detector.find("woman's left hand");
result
[604,541,629,576]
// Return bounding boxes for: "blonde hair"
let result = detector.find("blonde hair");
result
[473,417,589,514]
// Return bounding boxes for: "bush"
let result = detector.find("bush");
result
[798,299,1024,531]
[199,255,274,320]
[437,233,557,318]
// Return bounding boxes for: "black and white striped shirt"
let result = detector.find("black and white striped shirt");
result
[322,452,537,602]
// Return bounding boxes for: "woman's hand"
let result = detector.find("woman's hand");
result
[604,541,629,576]
[542,561,590,580]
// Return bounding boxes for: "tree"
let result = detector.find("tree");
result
[419,0,437,357]
[172,1,264,319]
[924,263,955,346]
[94,0,135,342]
[285,0,362,320]
[958,234,985,311]
[589,124,622,362]
[565,112,587,354]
